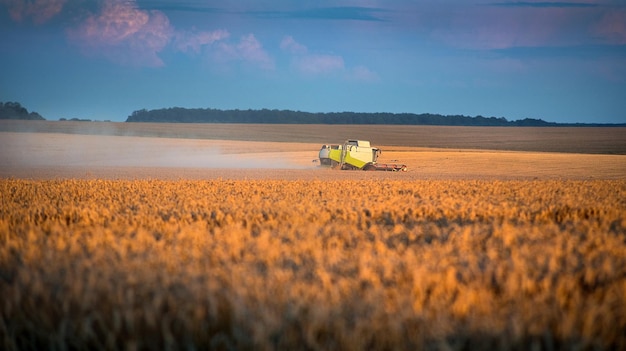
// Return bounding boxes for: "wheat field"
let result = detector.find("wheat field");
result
[1,178,625,350]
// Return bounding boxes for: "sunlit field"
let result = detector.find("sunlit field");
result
[2,179,625,350]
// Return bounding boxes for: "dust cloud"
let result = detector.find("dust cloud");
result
[0,132,311,170]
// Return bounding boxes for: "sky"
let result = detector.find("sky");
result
[1,0,625,124]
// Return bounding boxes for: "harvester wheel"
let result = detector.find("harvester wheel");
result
[363,164,376,171]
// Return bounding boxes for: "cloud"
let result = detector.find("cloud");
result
[430,3,604,50]
[253,6,386,21]
[174,29,230,54]
[287,7,386,21]
[594,10,626,45]
[66,0,234,67]
[280,36,308,55]
[5,0,236,67]
[282,36,371,78]
[280,35,376,80]
[490,2,598,8]
[1,0,66,24]
[213,34,275,70]
[67,0,172,67]
[425,2,626,53]
[348,65,379,82]
[137,2,221,14]
[237,34,275,69]
[294,54,345,75]
[280,36,343,75]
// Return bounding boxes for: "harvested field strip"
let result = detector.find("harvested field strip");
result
[1,179,625,350]
[2,120,625,154]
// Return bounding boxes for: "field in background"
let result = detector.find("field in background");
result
[2,120,626,154]
[1,179,625,350]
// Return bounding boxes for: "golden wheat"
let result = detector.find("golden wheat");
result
[1,179,625,350]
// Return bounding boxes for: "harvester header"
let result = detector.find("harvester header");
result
[318,140,407,172]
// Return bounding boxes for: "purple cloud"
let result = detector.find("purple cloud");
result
[237,34,275,70]
[174,29,230,54]
[212,34,275,70]
[280,36,308,55]
[294,54,345,75]
[281,36,343,75]
[1,0,66,24]
[67,0,172,67]
[280,35,376,80]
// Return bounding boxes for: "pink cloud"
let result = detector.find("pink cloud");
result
[213,34,275,70]
[174,29,230,54]
[294,54,345,75]
[67,0,172,67]
[237,34,275,70]
[280,36,343,75]
[281,35,376,79]
[2,0,66,24]
[280,36,308,55]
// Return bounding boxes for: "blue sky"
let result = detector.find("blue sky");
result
[1,0,625,123]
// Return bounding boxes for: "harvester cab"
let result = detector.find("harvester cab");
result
[318,140,407,172]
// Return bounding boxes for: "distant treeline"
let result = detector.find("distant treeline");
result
[2,102,623,126]
[0,102,44,120]
[126,107,564,126]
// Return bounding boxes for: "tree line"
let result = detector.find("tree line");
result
[0,102,45,120]
[126,107,558,126]
[2,101,622,126]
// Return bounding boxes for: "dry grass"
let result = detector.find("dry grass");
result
[1,179,625,350]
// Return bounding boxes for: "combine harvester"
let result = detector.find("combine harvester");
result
[318,140,407,172]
